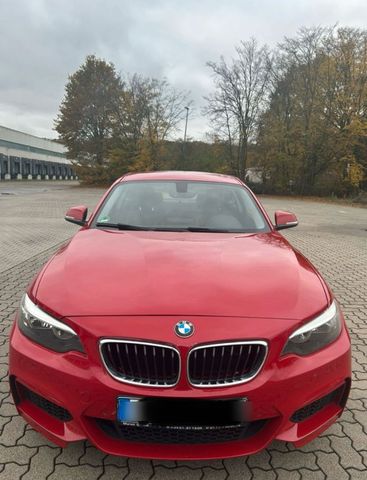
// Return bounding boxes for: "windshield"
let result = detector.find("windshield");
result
[94,180,270,233]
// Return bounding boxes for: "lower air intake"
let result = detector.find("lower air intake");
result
[18,383,72,422]
[291,384,345,423]
[96,418,267,444]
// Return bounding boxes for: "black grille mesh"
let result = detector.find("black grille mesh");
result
[96,418,266,444]
[188,342,267,386]
[100,341,180,386]
[291,385,345,423]
[19,383,72,422]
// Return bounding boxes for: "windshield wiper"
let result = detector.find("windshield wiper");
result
[96,222,153,231]
[185,227,231,232]
[96,222,234,233]
[96,222,190,232]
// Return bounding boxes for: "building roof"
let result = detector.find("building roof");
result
[0,125,66,154]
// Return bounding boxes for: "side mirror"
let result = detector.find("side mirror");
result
[65,205,88,226]
[274,210,298,230]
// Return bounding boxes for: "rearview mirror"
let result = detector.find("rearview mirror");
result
[274,210,298,230]
[65,205,88,226]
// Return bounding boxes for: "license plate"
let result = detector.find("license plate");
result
[117,397,144,423]
[116,396,248,425]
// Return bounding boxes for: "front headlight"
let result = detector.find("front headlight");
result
[282,301,342,356]
[17,294,84,353]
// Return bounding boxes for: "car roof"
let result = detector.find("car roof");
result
[118,171,242,185]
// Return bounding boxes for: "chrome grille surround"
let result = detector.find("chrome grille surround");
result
[99,339,181,388]
[187,341,268,388]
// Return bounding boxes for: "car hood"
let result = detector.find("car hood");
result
[34,229,328,319]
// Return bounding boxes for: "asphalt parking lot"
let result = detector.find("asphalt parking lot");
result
[0,181,366,479]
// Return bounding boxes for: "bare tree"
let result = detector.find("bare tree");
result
[111,75,191,170]
[205,39,271,179]
[144,79,190,142]
[112,74,149,150]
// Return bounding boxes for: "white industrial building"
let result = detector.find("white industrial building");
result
[0,125,74,180]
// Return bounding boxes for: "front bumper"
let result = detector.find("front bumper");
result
[9,315,351,460]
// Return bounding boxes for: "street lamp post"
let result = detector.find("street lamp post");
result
[184,106,189,143]
[182,106,189,166]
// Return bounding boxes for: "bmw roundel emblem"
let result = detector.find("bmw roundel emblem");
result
[175,320,194,338]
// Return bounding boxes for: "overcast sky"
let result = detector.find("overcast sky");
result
[1,0,367,141]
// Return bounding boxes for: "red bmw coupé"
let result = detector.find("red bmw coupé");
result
[9,171,351,459]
